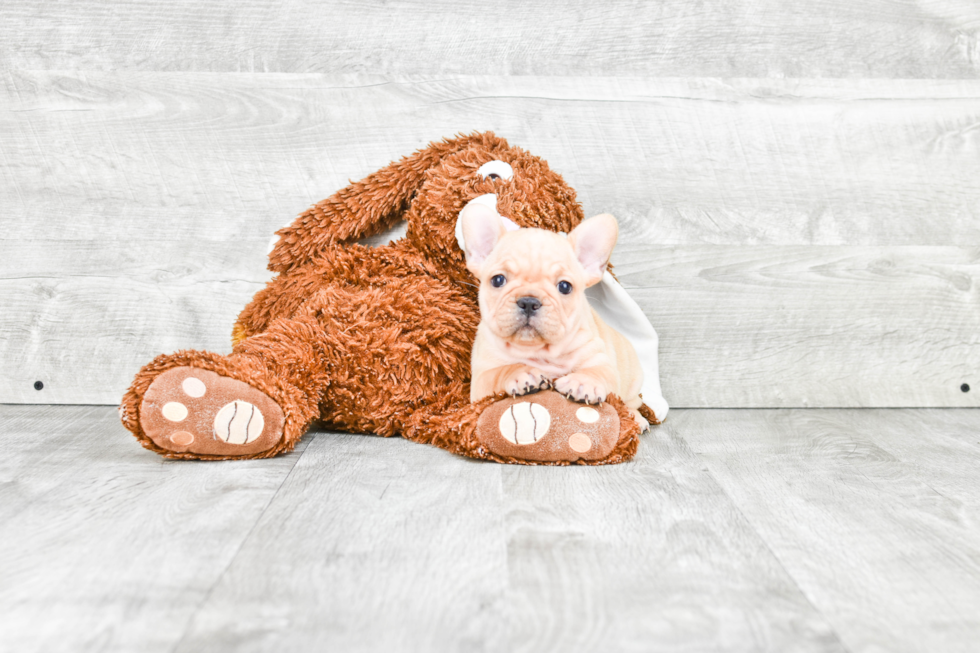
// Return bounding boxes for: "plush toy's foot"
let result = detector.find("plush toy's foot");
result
[139,366,286,457]
[474,390,624,463]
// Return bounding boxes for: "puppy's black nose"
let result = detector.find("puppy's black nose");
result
[516,296,542,315]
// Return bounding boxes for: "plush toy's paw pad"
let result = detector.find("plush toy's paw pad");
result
[476,390,620,463]
[140,367,284,456]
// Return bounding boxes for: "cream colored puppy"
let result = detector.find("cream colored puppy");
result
[461,203,649,431]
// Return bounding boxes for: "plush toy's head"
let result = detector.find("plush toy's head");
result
[267,132,584,280]
[403,133,584,271]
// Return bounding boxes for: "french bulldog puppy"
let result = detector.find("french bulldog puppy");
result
[461,203,649,431]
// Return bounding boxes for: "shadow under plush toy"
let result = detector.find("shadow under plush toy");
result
[120,132,668,464]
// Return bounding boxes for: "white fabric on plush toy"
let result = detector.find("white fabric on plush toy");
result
[585,271,668,421]
[455,194,669,421]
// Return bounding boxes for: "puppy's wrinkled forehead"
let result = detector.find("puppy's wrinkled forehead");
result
[487,229,578,280]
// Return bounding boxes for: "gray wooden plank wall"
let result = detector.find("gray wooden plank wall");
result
[2,0,979,77]
[0,3,978,407]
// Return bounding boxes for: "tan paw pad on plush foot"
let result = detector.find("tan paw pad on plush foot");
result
[140,367,285,456]
[475,390,620,463]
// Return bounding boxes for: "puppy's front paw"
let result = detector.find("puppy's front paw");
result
[629,408,651,433]
[554,373,607,405]
[504,368,551,397]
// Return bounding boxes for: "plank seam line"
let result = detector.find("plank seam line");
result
[685,439,856,653]
[166,434,315,653]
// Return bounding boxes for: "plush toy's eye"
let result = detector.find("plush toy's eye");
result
[557,280,573,295]
[478,160,514,182]
[491,274,507,288]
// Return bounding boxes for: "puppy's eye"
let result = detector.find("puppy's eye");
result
[478,160,514,181]
[491,274,507,288]
[557,280,573,295]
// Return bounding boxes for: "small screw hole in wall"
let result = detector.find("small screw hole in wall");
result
[34,381,43,391]
[962,383,971,393]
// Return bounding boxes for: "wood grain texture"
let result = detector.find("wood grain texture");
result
[0,405,308,653]
[0,239,269,403]
[3,73,979,246]
[23,407,842,653]
[1,0,979,77]
[172,432,510,652]
[681,408,980,653]
[616,245,980,409]
[1,73,978,406]
[494,425,844,652]
[6,406,980,651]
[3,242,975,407]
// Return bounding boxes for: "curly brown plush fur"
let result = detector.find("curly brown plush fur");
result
[120,132,650,463]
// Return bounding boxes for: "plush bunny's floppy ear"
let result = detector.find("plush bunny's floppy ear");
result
[267,132,503,273]
[567,213,619,287]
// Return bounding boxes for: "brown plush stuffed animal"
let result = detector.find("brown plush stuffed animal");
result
[120,131,658,464]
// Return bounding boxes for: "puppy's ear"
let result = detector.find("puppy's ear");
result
[268,132,503,273]
[460,203,506,277]
[567,213,618,287]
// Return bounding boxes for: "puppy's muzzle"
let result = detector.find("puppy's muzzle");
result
[516,296,542,317]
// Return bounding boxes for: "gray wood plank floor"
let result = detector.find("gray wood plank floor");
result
[3,405,979,652]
